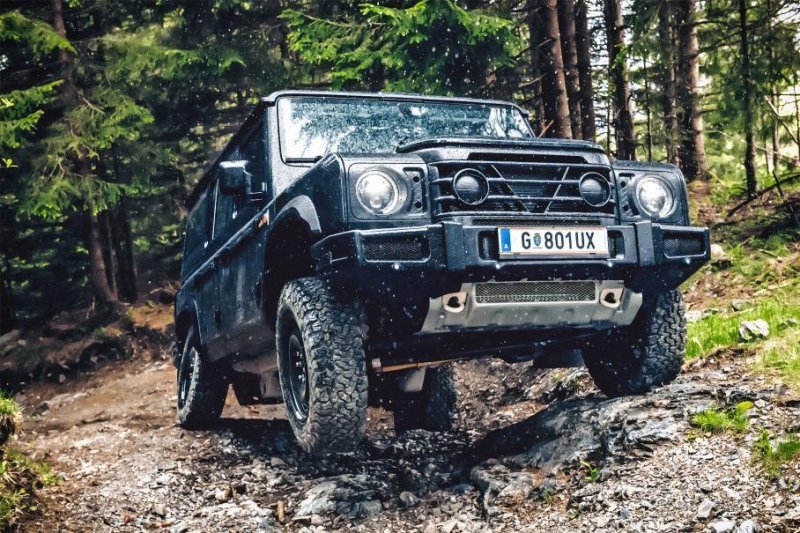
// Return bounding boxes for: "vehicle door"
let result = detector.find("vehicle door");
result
[182,186,219,351]
[217,120,273,357]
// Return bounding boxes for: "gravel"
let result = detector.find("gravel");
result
[15,353,800,532]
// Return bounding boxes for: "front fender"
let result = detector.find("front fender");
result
[275,195,321,233]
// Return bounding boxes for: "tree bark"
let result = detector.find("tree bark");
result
[738,0,757,196]
[574,0,596,141]
[98,210,117,298]
[658,0,680,166]
[88,213,117,305]
[676,0,708,180]
[765,0,780,174]
[51,0,117,305]
[533,0,572,138]
[110,198,138,303]
[557,0,582,139]
[526,1,547,134]
[604,0,636,160]
[643,56,653,161]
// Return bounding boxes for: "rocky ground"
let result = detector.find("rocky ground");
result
[13,342,800,532]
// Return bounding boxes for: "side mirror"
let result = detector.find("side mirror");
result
[219,160,249,196]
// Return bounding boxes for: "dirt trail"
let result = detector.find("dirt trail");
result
[15,352,800,532]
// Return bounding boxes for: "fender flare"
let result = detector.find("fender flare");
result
[275,195,321,233]
[175,299,204,359]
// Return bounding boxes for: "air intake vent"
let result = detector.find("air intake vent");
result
[663,233,705,257]
[363,235,430,262]
[474,281,597,304]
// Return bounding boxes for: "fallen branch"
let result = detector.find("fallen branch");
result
[727,172,800,217]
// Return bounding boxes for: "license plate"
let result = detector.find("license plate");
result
[497,227,609,257]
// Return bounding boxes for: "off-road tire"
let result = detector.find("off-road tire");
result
[177,327,228,428]
[276,277,368,455]
[393,365,457,434]
[584,290,686,397]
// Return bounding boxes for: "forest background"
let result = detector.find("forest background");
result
[1,0,799,332]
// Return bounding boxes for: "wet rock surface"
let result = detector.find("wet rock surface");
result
[15,354,800,532]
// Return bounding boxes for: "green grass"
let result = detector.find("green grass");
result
[757,328,800,390]
[0,395,21,446]
[690,401,753,434]
[579,460,601,483]
[752,430,800,480]
[686,290,800,359]
[0,448,58,528]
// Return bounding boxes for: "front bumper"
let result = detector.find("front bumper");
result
[311,220,710,298]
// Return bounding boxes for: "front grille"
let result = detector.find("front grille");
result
[475,281,597,304]
[363,235,430,262]
[430,157,616,217]
[663,232,705,257]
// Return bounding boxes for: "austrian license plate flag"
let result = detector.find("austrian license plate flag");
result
[498,227,609,257]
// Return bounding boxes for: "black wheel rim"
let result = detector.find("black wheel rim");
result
[177,344,195,409]
[286,324,310,423]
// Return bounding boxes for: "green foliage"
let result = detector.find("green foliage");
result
[753,430,800,480]
[579,460,601,483]
[0,11,72,57]
[686,289,800,359]
[690,402,753,434]
[0,395,21,442]
[282,0,519,95]
[0,11,70,168]
[0,448,58,528]
[757,329,800,391]
[24,88,155,218]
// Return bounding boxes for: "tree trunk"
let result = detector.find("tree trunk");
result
[676,0,708,180]
[0,252,14,334]
[88,213,117,305]
[738,0,757,196]
[98,210,117,298]
[534,0,572,138]
[526,1,547,134]
[557,0,582,139]
[110,198,138,303]
[643,56,653,161]
[604,0,636,160]
[574,0,596,141]
[51,0,117,305]
[765,0,780,174]
[658,0,680,166]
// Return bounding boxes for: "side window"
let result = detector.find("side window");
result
[213,176,237,241]
[185,188,210,251]
[242,131,262,179]
[211,119,268,242]
[182,186,211,277]
[241,120,269,199]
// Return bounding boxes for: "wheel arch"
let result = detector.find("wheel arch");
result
[175,301,203,355]
[262,204,322,325]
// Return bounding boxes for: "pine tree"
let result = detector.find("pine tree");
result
[604,0,637,159]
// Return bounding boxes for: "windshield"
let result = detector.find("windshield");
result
[277,96,533,162]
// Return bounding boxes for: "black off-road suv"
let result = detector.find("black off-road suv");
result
[174,90,710,455]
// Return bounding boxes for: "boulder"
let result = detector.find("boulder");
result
[710,244,732,268]
[294,474,388,519]
[738,320,769,342]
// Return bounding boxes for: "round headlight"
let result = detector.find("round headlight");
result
[579,172,611,207]
[452,169,489,206]
[356,171,400,215]
[635,176,675,219]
